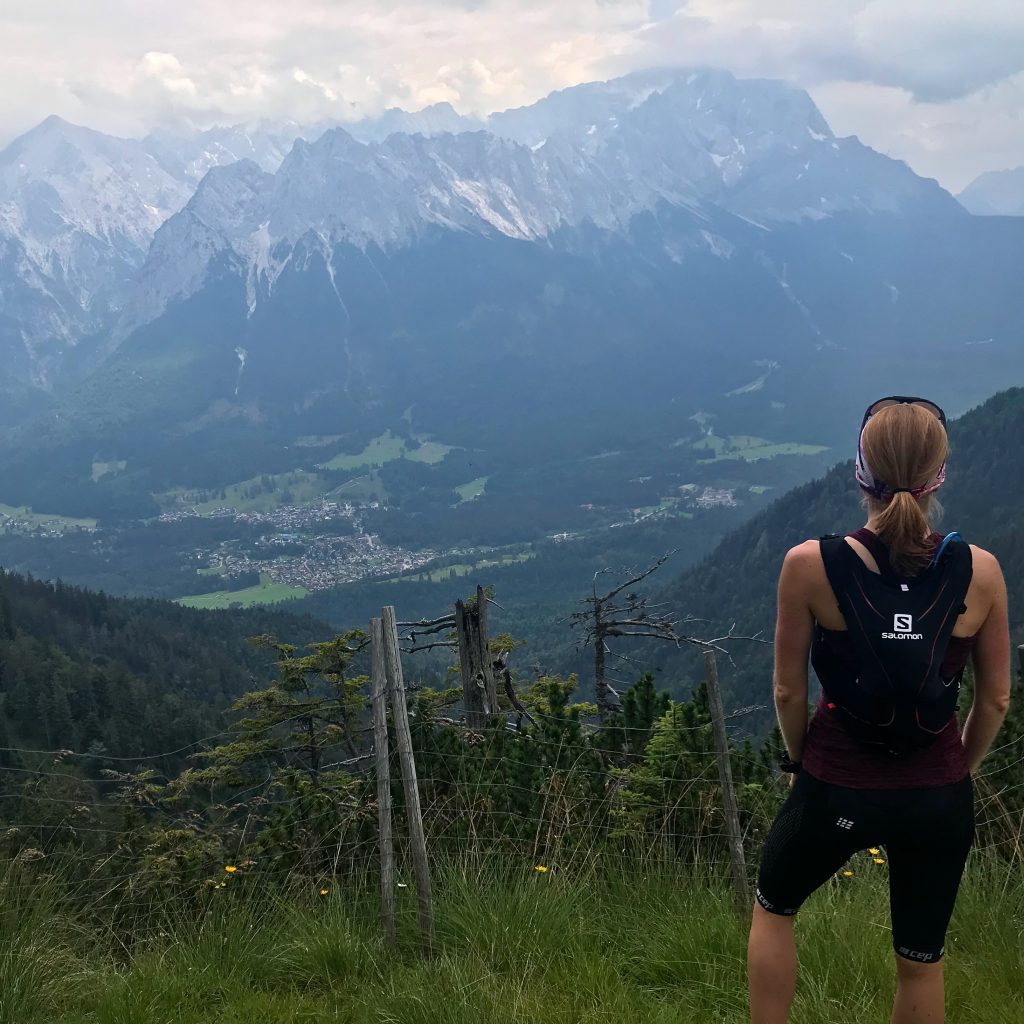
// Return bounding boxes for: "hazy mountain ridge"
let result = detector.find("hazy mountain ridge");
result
[959,166,1024,216]
[2,66,1021,551]
[0,67,960,391]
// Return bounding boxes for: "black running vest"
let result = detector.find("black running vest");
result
[813,531,973,757]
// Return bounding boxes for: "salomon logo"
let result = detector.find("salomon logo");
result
[882,613,922,640]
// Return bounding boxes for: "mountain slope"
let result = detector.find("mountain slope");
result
[0,117,310,388]
[0,67,961,396]
[959,167,1024,216]
[2,68,1021,531]
[652,387,1024,720]
[0,567,330,761]
[2,66,1022,593]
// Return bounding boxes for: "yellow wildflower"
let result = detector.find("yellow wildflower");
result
[224,865,238,874]
[842,870,854,878]
[534,865,549,874]
[868,848,881,856]
[319,888,329,896]
[874,857,886,865]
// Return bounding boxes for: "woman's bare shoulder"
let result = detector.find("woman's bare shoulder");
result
[780,539,826,574]
[968,544,1004,584]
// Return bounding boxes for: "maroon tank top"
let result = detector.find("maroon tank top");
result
[802,528,975,789]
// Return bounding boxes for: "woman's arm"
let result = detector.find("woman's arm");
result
[773,543,816,762]
[961,550,1011,773]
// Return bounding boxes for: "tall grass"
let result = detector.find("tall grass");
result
[20,853,1024,1023]
[0,866,86,1024]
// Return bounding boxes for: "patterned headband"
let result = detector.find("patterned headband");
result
[855,424,946,500]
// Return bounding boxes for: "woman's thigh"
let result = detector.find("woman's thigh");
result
[884,777,975,963]
[756,771,881,917]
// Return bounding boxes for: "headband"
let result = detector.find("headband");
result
[855,425,946,500]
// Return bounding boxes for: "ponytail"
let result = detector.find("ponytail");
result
[870,491,937,575]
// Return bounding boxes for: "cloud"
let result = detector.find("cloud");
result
[0,0,1022,189]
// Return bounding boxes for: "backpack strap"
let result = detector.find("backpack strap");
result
[818,534,858,616]
[930,533,973,618]
[848,527,894,576]
[931,532,965,570]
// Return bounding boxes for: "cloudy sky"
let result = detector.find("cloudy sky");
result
[2,0,1022,191]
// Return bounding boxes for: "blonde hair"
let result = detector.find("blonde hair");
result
[860,404,948,575]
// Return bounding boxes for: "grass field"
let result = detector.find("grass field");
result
[294,434,344,447]
[411,551,535,582]
[157,470,337,515]
[455,475,489,502]
[334,469,389,501]
[176,572,308,609]
[90,460,126,482]
[0,502,97,534]
[691,433,828,464]
[407,438,454,464]
[6,857,1022,1023]
[320,431,454,471]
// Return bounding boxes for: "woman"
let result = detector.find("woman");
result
[747,397,1011,1024]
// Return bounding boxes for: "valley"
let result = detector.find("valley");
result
[0,64,1021,682]
[0,418,831,611]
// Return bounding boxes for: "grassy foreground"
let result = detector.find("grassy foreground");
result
[6,856,1023,1024]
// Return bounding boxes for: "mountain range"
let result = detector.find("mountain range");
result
[1,66,1023,569]
[1,68,958,394]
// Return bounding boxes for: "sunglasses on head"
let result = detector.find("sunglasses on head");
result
[855,395,947,500]
[861,396,946,429]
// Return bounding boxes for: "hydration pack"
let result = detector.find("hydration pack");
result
[817,532,973,757]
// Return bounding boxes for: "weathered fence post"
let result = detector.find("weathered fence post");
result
[704,647,749,918]
[454,588,494,728]
[381,605,435,948]
[369,617,396,947]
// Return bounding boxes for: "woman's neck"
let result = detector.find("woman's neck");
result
[862,516,933,540]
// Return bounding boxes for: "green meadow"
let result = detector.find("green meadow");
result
[405,550,535,582]
[691,434,828,464]
[177,572,308,609]
[320,431,454,471]
[158,470,336,516]
[455,475,489,502]
[5,856,1021,1024]
[0,502,97,534]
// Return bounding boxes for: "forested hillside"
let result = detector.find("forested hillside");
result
[0,571,330,762]
[650,387,1024,720]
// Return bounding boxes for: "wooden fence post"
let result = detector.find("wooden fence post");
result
[369,617,396,948]
[475,585,498,715]
[381,605,435,948]
[704,647,749,918]
[455,597,487,728]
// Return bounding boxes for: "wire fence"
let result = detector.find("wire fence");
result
[1,606,1022,944]
[0,704,1021,931]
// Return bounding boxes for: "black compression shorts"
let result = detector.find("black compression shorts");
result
[756,770,974,963]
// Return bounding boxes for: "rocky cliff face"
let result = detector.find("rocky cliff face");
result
[0,68,961,391]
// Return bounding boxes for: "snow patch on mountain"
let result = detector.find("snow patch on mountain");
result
[2,67,963,386]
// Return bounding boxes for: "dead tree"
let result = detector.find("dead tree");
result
[454,585,497,729]
[569,553,694,721]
